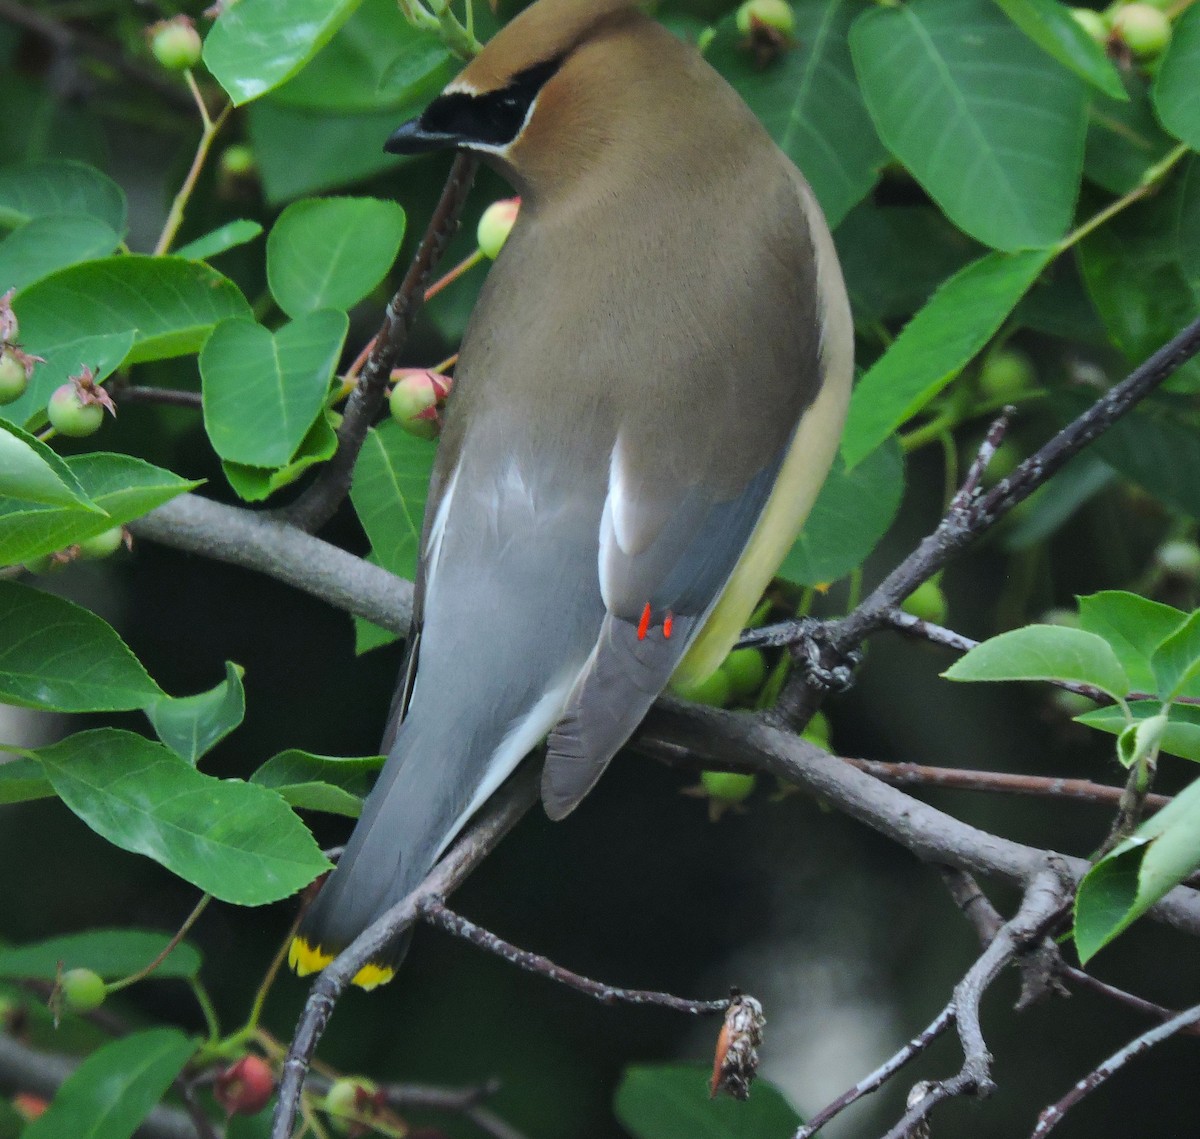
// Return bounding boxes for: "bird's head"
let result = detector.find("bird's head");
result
[384,0,661,200]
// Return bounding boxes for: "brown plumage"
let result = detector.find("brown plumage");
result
[292,0,852,987]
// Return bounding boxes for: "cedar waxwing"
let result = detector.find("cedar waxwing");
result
[291,0,853,988]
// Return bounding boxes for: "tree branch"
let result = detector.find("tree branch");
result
[420,897,731,1015]
[271,761,540,1139]
[1030,1001,1200,1136]
[283,154,479,533]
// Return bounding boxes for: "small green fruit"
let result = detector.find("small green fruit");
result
[674,667,733,708]
[801,710,831,749]
[1155,539,1200,579]
[47,384,105,437]
[901,580,948,625]
[388,369,449,439]
[219,144,256,179]
[78,527,125,560]
[0,347,28,404]
[1110,3,1171,56]
[735,0,795,36]
[1070,7,1109,43]
[700,770,757,803]
[979,347,1035,401]
[723,647,767,699]
[324,1078,379,1133]
[59,968,107,1013]
[476,198,520,259]
[149,17,202,71]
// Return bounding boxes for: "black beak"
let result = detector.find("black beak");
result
[383,117,460,155]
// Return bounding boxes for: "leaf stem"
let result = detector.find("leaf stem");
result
[153,73,231,257]
[107,893,211,993]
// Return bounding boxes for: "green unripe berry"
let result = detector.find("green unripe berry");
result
[1110,3,1171,57]
[48,384,105,437]
[219,144,256,179]
[801,709,831,749]
[700,770,757,803]
[149,17,202,71]
[723,647,767,699]
[901,580,948,625]
[324,1078,379,1133]
[1155,539,1200,579]
[1070,7,1109,44]
[979,347,1035,401]
[735,0,795,36]
[0,347,28,404]
[388,370,448,440]
[674,667,733,708]
[59,968,107,1013]
[78,527,125,560]
[476,198,520,259]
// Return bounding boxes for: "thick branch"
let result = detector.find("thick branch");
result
[284,154,479,532]
[129,494,412,634]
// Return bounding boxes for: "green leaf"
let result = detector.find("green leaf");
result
[842,248,1053,467]
[1075,775,1200,962]
[144,661,246,765]
[201,311,347,468]
[174,219,264,261]
[203,0,363,106]
[350,419,436,583]
[222,411,338,502]
[1077,701,1200,764]
[0,452,200,568]
[0,582,164,711]
[835,202,980,325]
[850,0,1087,250]
[1085,73,1177,195]
[247,100,417,203]
[36,729,331,905]
[943,624,1131,701]
[991,0,1125,100]
[14,255,252,366]
[1153,4,1200,150]
[23,1029,195,1139]
[0,756,52,804]
[266,197,406,318]
[0,329,134,430]
[0,929,201,982]
[0,419,101,509]
[1078,157,1200,392]
[779,435,903,585]
[251,749,384,817]
[1151,610,1200,701]
[0,214,120,292]
[272,0,453,113]
[1078,591,1186,693]
[706,0,886,227]
[614,1063,801,1138]
[0,160,126,234]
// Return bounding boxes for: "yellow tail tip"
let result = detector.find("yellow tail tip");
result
[288,937,333,977]
[288,937,395,989]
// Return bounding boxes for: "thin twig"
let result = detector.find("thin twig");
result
[113,385,203,409]
[878,862,1072,1139]
[421,898,730,1015]
[792,1007,955,1138]
[271,762,539,1139]
[284,153,479,533]
[1030,1001,1200,1136]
